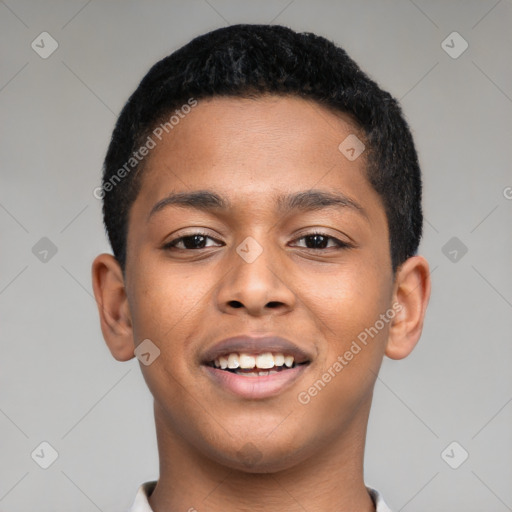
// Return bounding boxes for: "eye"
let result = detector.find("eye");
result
[162,231,352,251]
[292,232,351,250]
[163,232,223,250]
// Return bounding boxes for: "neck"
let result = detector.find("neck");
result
[148,399,376,512]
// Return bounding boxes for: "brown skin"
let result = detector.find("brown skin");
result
[92,95,430,512]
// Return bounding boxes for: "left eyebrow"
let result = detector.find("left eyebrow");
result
[147,188,368,221]
[277,189,368,219]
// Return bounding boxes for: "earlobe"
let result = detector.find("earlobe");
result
[91,253,135,362]
[385,256,431,360]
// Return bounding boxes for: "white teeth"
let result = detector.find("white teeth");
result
[255,352,274,369]
[273,353,285,366]
[239,354,256,369]
[227,353,240,369]
[234,369,282,377]
[214,352,296,370]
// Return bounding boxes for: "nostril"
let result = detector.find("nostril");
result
[226,300,284,309]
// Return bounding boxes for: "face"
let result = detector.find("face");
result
[123,95,395,471]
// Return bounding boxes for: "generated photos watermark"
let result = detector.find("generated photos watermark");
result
[93,98,198,200]
[297,301,403,405]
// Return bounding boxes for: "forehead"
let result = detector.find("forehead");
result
[132,95,385,225]
[146,95,362,168]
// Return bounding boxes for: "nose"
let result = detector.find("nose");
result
[215,237,296,317]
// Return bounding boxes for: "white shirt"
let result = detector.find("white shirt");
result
[127,481,392,511]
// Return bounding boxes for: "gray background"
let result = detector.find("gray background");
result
[1,0,511,510]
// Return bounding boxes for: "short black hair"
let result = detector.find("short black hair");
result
[101,23,423,274]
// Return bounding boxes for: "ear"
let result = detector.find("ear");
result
[385,255,431,360]
[91,253,135,361]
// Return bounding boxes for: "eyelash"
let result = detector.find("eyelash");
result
[163,231,352,251]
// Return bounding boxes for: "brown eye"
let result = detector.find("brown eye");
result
[303,234,330,249]
[164,233,222,250]
[293,232,351,250]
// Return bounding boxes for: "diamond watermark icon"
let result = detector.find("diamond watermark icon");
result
[134,339,161,366]
[441,441,469,469]
[441,32,468,59]
[32,237,58,263]
[338,134,365,161]
[442,236,468,263]
[31,441,59,469]
[236,236,263,263]
[31,32,59,59]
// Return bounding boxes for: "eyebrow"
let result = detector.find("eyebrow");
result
[148,189,368,221]
[148,190,229,220]
[277,189,367,218]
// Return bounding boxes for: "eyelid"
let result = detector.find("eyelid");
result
[291,231,353,249]
[161,229,222,248]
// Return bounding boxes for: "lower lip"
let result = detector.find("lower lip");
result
[202,365,308,400]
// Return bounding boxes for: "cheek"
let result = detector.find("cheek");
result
[128,264,207,342]
[298,259,391,389]
[300,257,391,332]
[294,270,390,438]
[127,264,215,397]
[126,266,208,426]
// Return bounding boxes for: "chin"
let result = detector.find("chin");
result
[205,436,312,474]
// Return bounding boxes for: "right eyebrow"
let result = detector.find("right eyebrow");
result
[147,190,230,221]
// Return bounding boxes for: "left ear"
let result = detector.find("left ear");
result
[385,255,431,360]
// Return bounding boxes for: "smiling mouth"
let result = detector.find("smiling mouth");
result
[206,352,309,377]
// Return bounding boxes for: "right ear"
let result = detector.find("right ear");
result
[91,253,135,361]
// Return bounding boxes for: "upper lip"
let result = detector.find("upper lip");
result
[201,335,314,365]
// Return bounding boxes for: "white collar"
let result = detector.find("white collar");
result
[128,481,392,511]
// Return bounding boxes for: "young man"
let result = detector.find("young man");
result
[92,24,430,512]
